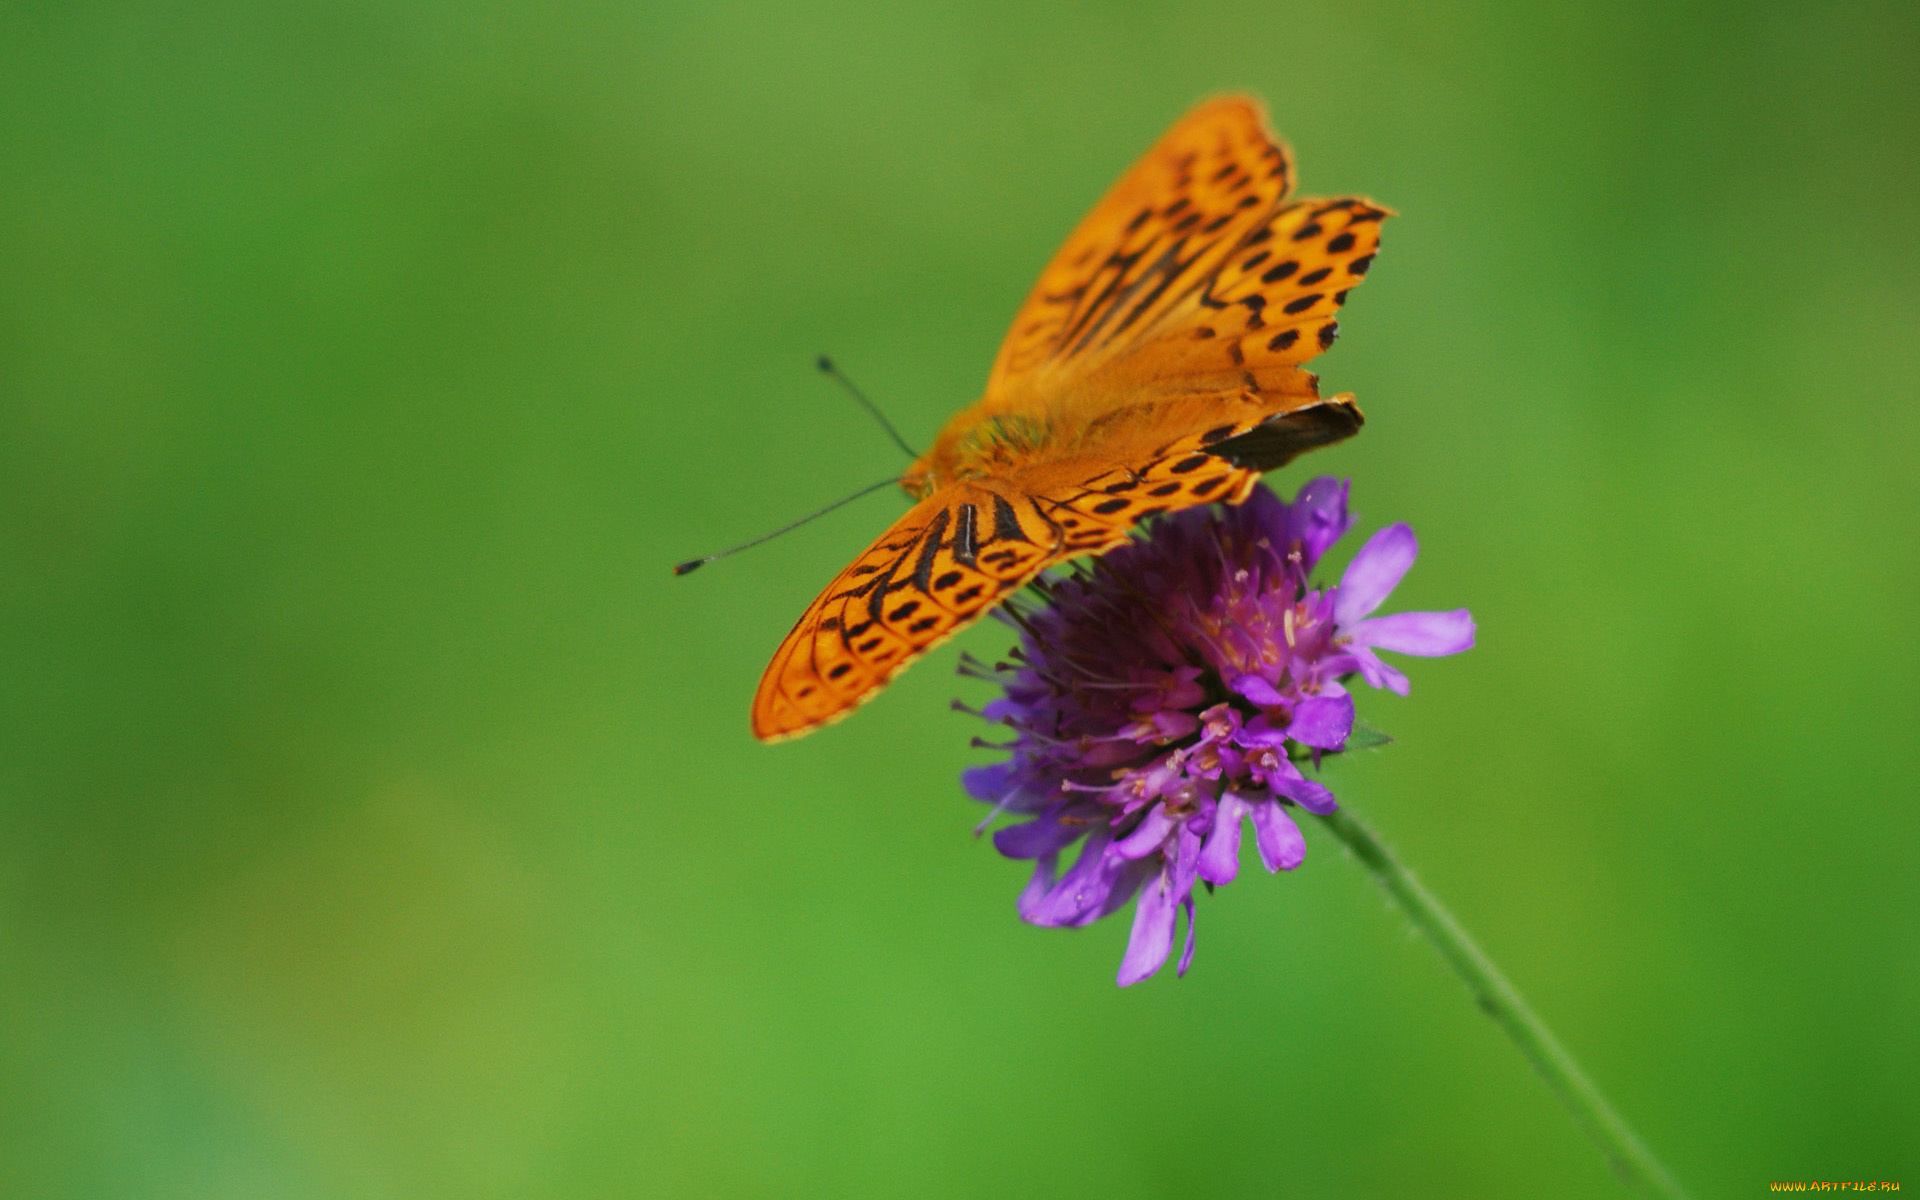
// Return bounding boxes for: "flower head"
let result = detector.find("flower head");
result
[960,479,1473,985]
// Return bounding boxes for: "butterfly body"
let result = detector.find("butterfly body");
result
[750,96,1391,742]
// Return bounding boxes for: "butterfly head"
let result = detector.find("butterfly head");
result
[896,454,942,500]
[905,405,1057,497]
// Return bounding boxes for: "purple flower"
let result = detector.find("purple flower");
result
[960,479,1473,986]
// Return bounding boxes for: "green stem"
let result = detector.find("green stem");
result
[1311,806,1689,1199]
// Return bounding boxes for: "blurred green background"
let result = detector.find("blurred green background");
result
[3,1,1916,1196]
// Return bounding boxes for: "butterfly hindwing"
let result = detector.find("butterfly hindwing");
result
[1033,436,1263,555]
[752,487,1058,741]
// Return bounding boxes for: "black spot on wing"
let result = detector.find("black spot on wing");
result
[989,495,1031,544]
[864,551,907,624]
[910,508,949,595]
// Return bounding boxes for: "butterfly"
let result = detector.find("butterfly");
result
[753,95,1390,742]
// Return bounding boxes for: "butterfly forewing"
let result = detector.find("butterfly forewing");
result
[752,486,1057,742]
[986,97,1294,399]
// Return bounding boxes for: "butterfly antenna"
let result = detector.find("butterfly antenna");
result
[672,476,902,576]
[816,355,921,459]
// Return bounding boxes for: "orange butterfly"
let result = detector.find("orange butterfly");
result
[754,95,1390,742]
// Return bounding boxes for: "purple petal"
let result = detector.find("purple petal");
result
[1334,523,1418,625]
[1250,799,1307,871]
[1240,483,1292,544]
[1287,692,1354,750]
[1080,739,1144,767]
[1113,803,1174,860]
[1170,821,1203,902]
[1150,710,1201,739]
[993,815,1083,860]
[1092,856,1158,923]
[1315,649,1363,680]
[1236,715,1292,748]
[1176,898,1197,977]
[1350,609,1475,657]
[1274,773,1338,814]
[1350,646,1411,696]
[1158,666,1207,710]
[1118,868,1177,986]
[1197,703,1242,740]
[1289,477,1353,569]
[961,763,1015,802]
[1229,673,1287,706]
[1020,833,1116,926]
[1197,793,1247,885]
[1018,854,1059,911]
[980,698,1022,722]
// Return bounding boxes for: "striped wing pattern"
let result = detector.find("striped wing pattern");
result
[752,487,1054,741]
[987,97,1293,396]
[746,97,1392,741]
[1129,196,1390,392]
